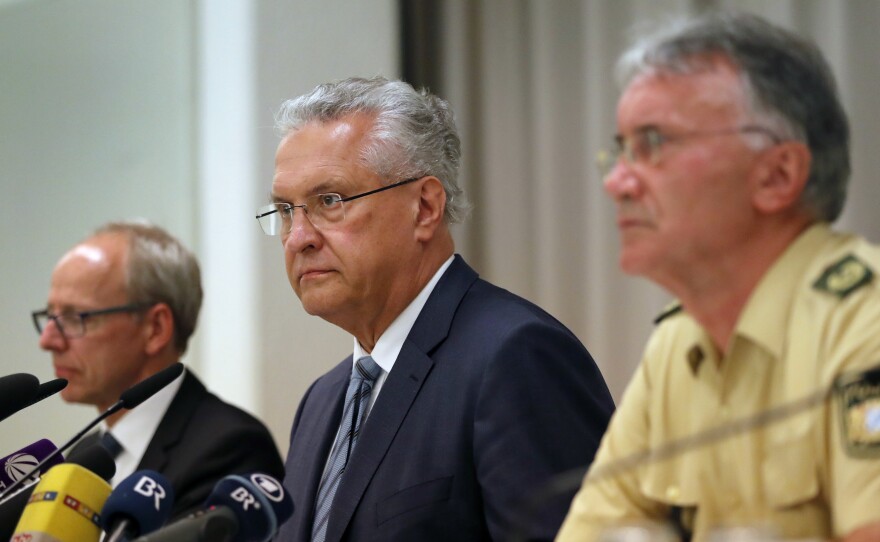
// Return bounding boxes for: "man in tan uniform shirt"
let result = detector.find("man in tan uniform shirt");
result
[557,11,880,542]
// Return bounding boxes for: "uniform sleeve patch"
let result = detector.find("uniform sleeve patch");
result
[837,369,880,458]
[813,254,874,298]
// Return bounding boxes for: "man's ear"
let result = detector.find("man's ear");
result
[751,141,812,214]
[414,176,448,242]
[142,303,175,356]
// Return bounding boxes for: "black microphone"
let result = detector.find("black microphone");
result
[507,363,880,542]
[21,378,68,411]
[0,373,40,422]
[101,470,175,542]
[0,363,183,500]
[118,364,184,409]
[132,473,294,542]
[0,378,67,425]
[0,440,116,541]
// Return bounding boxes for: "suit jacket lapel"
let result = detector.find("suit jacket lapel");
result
[294,359,351,541]
[324,255,479,542]
[138,371,205,472]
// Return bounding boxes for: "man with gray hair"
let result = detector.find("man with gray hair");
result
[34,220,284,518]
[557,11,880,542]
[258,76,614,541]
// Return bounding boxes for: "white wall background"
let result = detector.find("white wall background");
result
[0,0,397,456]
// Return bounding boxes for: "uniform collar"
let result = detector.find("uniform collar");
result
[734,223,832,359]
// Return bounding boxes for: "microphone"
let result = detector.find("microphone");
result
[0,373,40,422]
[0,444,116,540]
[507,363,880,542]
[0,439,63,493]
[101,470,175,542]
[132,473,293,542]
[11,462,112,541]
[0,363,184,500]
[21,378,68,411]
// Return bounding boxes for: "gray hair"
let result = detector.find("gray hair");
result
[275,76,470,223]
[616,11,850,222]
[93,220,202,354]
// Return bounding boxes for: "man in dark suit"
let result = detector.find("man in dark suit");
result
[34,221,284,518]
[258,76,615,541]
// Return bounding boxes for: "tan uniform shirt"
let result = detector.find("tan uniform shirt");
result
[557,224,880,541]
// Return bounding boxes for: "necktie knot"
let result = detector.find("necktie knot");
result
[353,356,380,382]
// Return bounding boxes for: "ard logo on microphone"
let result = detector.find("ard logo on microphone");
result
[134,475,167,510]
[251,473,285,502]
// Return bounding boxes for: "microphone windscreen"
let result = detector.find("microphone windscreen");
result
[13,462,111,541]
[203,473,293,542]
[204,475,277,542]
[0,373,40,422]
[66,443,117,481]
[26,378,68,408]
[0,439,62,492]
[100,470,174,536]
[247,473,294,527]
[119,364,183,409]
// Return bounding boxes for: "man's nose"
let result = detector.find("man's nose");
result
[283,208,323,254]
[38,320,68,351]
[603,161,643,200]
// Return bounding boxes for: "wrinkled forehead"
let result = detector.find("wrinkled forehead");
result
[618,63,751,127]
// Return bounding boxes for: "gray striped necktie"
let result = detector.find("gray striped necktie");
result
[311,356,381,542]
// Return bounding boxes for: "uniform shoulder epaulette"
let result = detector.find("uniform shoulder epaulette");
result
[813,253,874,299]
[653,302,683,325]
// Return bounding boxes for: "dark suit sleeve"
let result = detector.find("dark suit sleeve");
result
[473,320,614,541]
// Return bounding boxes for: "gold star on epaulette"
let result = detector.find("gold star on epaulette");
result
[813,254,874,299]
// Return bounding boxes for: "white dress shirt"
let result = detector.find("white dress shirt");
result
[100,367,185,487]
[351,255,453,417]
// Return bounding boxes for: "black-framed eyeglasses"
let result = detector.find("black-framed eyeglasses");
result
[255,176,424,236]
[32,303,153,339]
[596,125,782,177]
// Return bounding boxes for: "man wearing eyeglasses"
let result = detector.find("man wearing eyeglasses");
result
[557,12,880,542]
[34,220,284,518]
[259,77,615,542]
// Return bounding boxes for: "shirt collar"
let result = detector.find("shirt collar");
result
[102,366,186,486]
[735,223,833,359]
[353,255,455,373]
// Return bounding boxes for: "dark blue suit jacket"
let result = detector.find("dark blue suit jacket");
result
[276,256,614,541]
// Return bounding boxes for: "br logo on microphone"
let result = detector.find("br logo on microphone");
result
[231,486,261,510]
[134,475,167,510]
[251,473,285,503]
[5,453,39,482]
